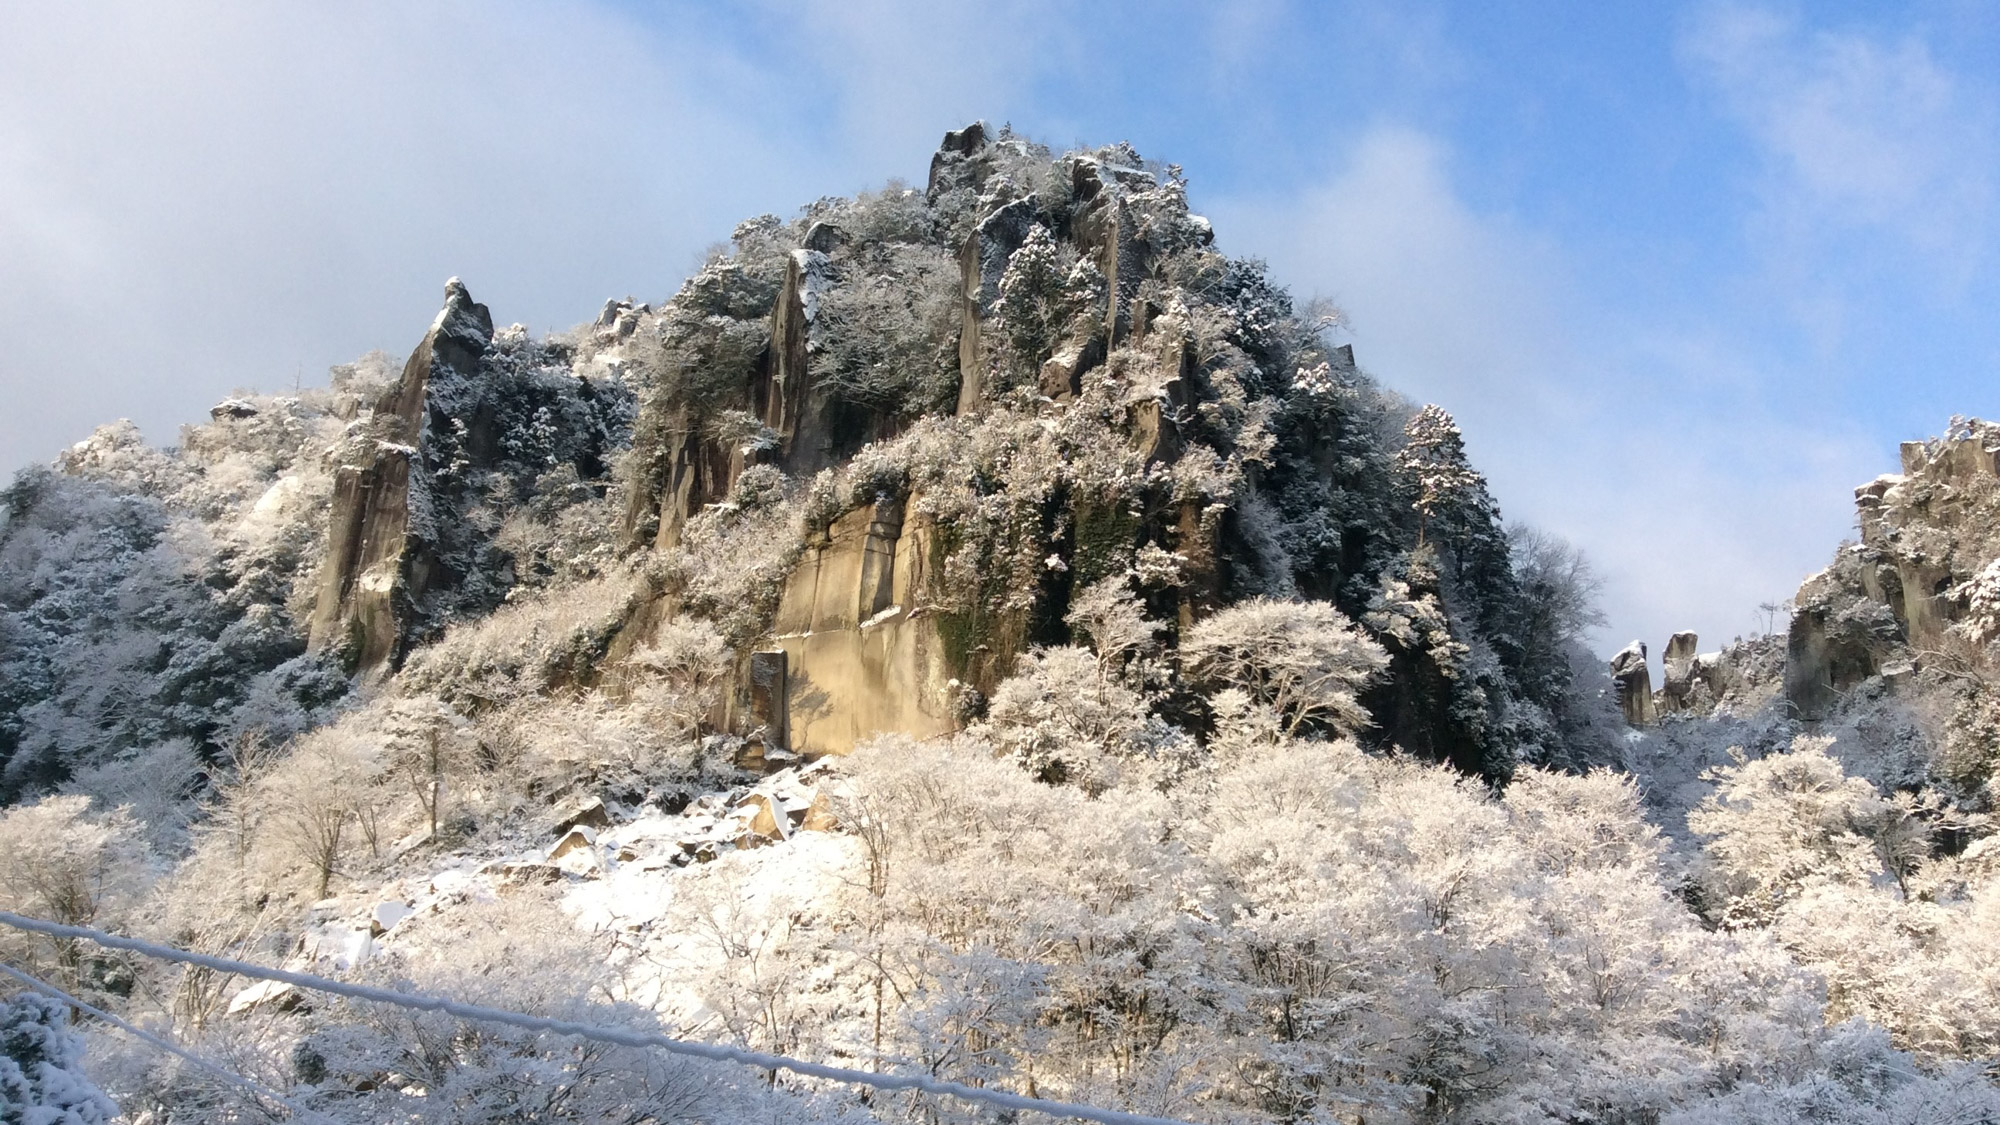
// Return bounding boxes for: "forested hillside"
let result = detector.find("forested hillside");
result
[2,125,1997,1125]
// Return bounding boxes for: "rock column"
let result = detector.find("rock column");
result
[1610,641,1655,726]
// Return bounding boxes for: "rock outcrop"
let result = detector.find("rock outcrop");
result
[759,248,834,473]
[953,194,1040,413]
[1777,420,2000,720]
[631,242,838,552]
[1658,631,1700,714]
[1610,642,1655,726]
[590,125,1551,781]
[307,279,493,676]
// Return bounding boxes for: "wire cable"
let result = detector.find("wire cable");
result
[0,911,1195,1125]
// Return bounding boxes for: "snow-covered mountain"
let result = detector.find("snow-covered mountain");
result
[3,125,1999,1124]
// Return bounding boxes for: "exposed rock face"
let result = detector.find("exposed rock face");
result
[1784,560,1896,721]
[1658,631,1700,714]
[307,279,492,675]
[767,495,958,756]
[595,298,648,339]
[646,406,742,553]
[1067,155,1147,344]
[954,194,1040,414]
[636,248,837,552]
[926,121,990,197]
[747,650,790,750]
[1779,421,2000,719]
[1610,641,1655,726]
[1125,313,1195,464]
[760,248,834,472]
[596,125,1536,778]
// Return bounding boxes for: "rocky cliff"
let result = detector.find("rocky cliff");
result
[305,279,493,675]
[586,124,1606,779]
[0,123,1618,795]
[306,279,631,678]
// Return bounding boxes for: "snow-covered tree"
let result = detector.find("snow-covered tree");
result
[0,797,145,986]
[1181,598,1388,737]
[1393,404,1484,550]
[1689,735,1891,925]
[980,645,1152,790]
[993,224,1104,386]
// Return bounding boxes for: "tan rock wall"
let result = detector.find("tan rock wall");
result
[769,496,958,755]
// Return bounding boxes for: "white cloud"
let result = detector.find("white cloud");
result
[0,2,819,473]
[0,3,1895,665]
[773,0,1058,174]
[0,1,1067,478]
[1682,4,1996,276]
[1211,123,1877,657]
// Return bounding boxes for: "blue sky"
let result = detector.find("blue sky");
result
[5,1,1999,656]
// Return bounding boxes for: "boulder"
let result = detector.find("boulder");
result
[482,860,564,889]
[1609,642,1655,726]
[548,826,601,873]
[737,792,787,842]
[802,220,847,253]
[799,791,839,832]
[547,795,613,837]
[369,901,415,936]
[926,121,991,199]
[227,980,304,1016]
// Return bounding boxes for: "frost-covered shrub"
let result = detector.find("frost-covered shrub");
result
[813,240,961,430]
[619,616,732,741]
[247,722,388,899]
[0,797,147,987]
[809,731,1903,1123]
[1689,735,1891,926]
[0,992,118,1125]
[61,740,202,852]
[472,687,715,804]
[979,646,1152,791]
[397,571,642,707]
[1687,735,2000,1062]
[989,224,1105,389]
[297,893,726,1124]
[0,386,353,800]
[661,490,808,648]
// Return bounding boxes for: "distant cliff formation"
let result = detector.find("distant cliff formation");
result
[306,279,628,677]
[1610,419,2000,793]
